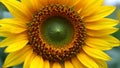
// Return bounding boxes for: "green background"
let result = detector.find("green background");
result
[0,1,120,68]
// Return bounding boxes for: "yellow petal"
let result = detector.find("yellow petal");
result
[73,0,83,11]
[21,0,48,14]
[22,0,49,13]
[0,18,26,28]
[3,46,32,67]
[80,0,103,17]
[0,36,14,47]
[84,6,116,22]
[87,28,118,37]
[23,53,36,68]
[85,37,113,50]
[85,18,119,30]
[0,31,11,37]
[94,59,108,68]
[71,57,86,68]
[44,60,50,68]
[68,0,81,7]
[0,18,27,34]
[30,0,42,11]
[65,61,74,68]
[83,45,111,60]
[56,0,69,5]
[21,0,35,13]
[5,39,28,52]
[47,0,59,4]
[98,35,120,47]
[28,0,49,13]
[77,51,99,68]
[0,33,28,47]
[30,56,44,68]
[0,24,26,34]
[0,0,32,21]
[52,62,62,68]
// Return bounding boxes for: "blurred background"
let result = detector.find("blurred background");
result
[0,0,120,68]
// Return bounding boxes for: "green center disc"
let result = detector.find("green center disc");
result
[41,16,74,47]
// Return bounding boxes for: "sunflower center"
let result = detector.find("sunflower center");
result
[41,16,74,47]
[28,4,86,62]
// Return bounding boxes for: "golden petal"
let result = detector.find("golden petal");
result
[71,57,86,68]
[43,60,50,68]
[65,61,74,68]
[84,6,116,22]
[87,28,118,37]
[0,0,32,21]
[93,59,108,68]
[3,46,32,67]
[85,18,118,30]
[77,51,99,68]
[0,33,28,47]
[82,45,111,60]
[30,56,44,68]
[52,62,62,68]
[85,36,113,50]
[23,53,35,68]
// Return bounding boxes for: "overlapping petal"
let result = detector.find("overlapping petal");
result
[84,6,116,22]
[3,46,32,67]
[43,60,50,68]
[65,61,74,68]
[23,52,35,68]
[87,28,118,37]
[0,33,28,47]
[0,0,32,21]
[52,62,62,68]
[30,56,44,68]
[71,57,86,68]
[94,59,108,68]
[85,36,113,50]
[79,0,104,17]
[85,18,118,30]
[77,51,99,68]
[83,45,111,60]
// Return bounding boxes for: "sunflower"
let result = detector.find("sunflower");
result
[0,0,119,68]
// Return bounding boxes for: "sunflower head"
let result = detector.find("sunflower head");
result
[0,0,119,68]
[28,4,86,62]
